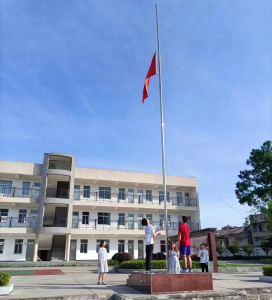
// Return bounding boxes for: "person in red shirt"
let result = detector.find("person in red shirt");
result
[178,216,192,273]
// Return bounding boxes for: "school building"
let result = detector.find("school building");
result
[0,153,201,262]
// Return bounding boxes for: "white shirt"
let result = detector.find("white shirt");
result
[145,224,154,245]
[198,249,209,263]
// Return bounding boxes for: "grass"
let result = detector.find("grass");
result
[218,263,263,267]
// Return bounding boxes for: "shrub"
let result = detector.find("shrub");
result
[180,260,201,269]
[108,260,119,266]
[111,252,132,264]
[152,252,166,260]
[227,244,240,256]
[263,265,272,276]
[0,272,11,286]
[242,244,254,256]
[118,259,201,269]
[216,245,225,257]
[260,238,272,256]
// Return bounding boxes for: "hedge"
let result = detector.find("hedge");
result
[0,272,11,286]
[111,252,132,264]
[118,260,201,269]
[263,265,272,277]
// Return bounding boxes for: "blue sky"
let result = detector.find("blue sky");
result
[0,0,271,229]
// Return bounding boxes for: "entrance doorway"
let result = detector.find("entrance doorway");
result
[138,240,144,259]
[69,240,77,260]
[26,239,35,261]
[128,240,134,258]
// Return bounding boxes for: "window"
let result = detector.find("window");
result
[118,213,125,226]
[128,189,134,203]
[160,240,166,253]
[33,183,41,197]
[99,187,111,200]
[82,212,89,225]
[146,190,152,202]
[19,209,27,223]
[0,239,4,254]
[254,237,259,242]
[0,209,8,223]
[0,180,12,194]
[74,185,80,200]
[176,192,182,205]
[22,182,30,196]
[80,239,88,253]
[118,240,125,252]
[14,239,23,254]
[258,225,263,232]
[127,213,134,229]
[96,239,110,253]
[118,188,125,201]
[98,212,110,225]
[185,193,190,197]
[220,241,222,246]
[138,190,143,203]
[159,191,170,202]
[83,186,90,198]
[146,214,152,223]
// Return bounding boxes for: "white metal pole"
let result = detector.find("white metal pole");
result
[155,4,169,273]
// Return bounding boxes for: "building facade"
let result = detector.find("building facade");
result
[250,213,272,256]
[0,153,201,262]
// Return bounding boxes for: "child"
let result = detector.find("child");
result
[97,240,108,285]
[178,216,192,273]
[141,218,160,273]
[198,243,209,272]
[169,241,181,274]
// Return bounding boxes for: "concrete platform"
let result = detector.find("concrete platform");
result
[0,267,271,300]
[127,271,213,294]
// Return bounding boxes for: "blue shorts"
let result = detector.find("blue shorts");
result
[180,245,191,256]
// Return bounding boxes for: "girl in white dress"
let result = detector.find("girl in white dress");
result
[169,241,181,274]
[97,240,108,285]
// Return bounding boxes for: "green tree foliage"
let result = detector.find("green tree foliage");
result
[236,141,272,211]
[260,238,272,256]
[216,245,225,257]
[227,244,240,256]
[242,244,254,256]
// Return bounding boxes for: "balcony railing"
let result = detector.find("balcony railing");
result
[72,219,199,232]
[48,160,71,171]
[43,217,67,227]
[0,217,37,228]
[46,188,69,199]
[73,191,197,207]
[0,187,41,198]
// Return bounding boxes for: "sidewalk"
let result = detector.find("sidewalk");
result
[1,267,272,299]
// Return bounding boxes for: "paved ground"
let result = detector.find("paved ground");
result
[1,267,272,299]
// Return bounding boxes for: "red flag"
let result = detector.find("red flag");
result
[142,53,156,103]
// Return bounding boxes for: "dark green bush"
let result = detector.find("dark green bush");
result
[111,252,132,264]
[263,265,272,276]
[108,260,119,266]
[0,272,11,286]
[119,259,201,269]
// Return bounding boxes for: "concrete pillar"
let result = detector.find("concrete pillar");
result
[65,233,71,261]
[33,233,40,262]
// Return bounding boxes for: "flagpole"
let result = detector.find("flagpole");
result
[155,4,169,273]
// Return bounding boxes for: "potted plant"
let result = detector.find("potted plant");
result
[0,272,13,295]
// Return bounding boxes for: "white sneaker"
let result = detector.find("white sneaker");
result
[182,269,188,273]
[188,269,193,273]
[97,282,102,285]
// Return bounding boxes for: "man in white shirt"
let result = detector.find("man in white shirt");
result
[198,243,209,272]
[141,218,160,273]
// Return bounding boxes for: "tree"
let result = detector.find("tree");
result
[227,244,240,256]
[235,141,272,211]
[242,244,254,256]
[267,201,272,232]
[216,245,225,257]
[260,238,272,256]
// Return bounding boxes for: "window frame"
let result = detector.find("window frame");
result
[118,240,125,253]
[14,239,23,254]
[82,212,89,225]
[146,190,152,201]
[83,186,90,198]
[118,213,125,226]
[80,239,88,253]
[0,180,12,194]
[99,187,111,200]
[22,182,30,196]
[98,212,110,225]
[118,188,125,201]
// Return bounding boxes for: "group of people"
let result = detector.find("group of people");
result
[96,216,209,285]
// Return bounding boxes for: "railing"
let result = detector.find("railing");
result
[43,217,67,227]
[72,219,199,232]
[252,228,270,234]
[0,187,41,198]
[0,217,37,228]
[46,188,69,199]
[73,191,197,207]
[48,160,71,171]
